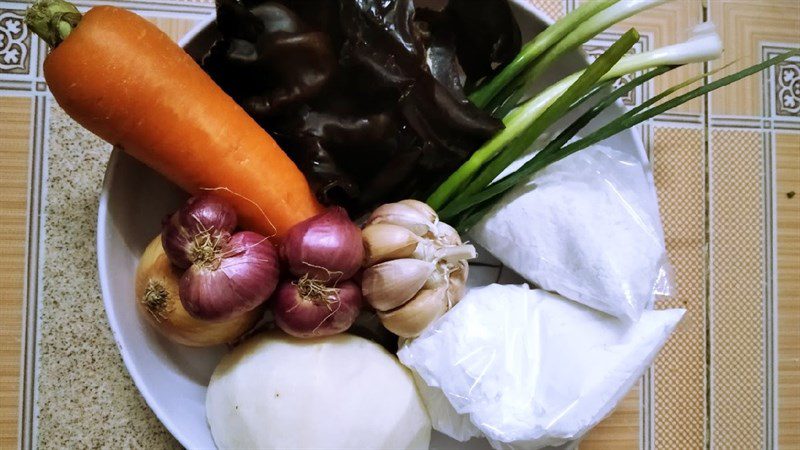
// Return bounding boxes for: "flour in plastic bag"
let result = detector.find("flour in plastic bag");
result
[470,144,675,321]
[399,284,685,450]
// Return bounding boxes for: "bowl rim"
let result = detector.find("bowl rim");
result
[97,14,217,446]
[97,3,647,448]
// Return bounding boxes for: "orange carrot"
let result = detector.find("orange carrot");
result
[26,1,323,241]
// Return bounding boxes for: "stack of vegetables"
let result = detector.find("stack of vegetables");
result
[25,0,798,448]
[136,195,278,346]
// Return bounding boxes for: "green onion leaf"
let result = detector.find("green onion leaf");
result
[441,64,672,223]
[485,0,670,116]
[469,0,619,109]
[447,28,640,207]
[563,50,798,157]
[428,29,639,210]
[441,49,799,226]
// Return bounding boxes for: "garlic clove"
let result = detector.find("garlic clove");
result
[435,221,462,245]
[362,223,421,266]
[368,202,433,236]
[362,259,435,311]
[411,240,436,262]
[423,264,447,290]
[445,261,469,309]
[398,199,438,223]
[378,287,447,338]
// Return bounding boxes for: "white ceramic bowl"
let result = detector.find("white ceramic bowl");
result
[98,2,648,448]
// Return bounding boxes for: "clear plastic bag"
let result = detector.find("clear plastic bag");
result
[470,144,675,321]
[398,284,685,450]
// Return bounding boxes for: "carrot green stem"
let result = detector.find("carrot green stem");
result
[25,0,82,48]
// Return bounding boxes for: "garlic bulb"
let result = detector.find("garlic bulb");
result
[361,200,476,338]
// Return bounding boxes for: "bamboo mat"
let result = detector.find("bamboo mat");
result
[0,0,797,448]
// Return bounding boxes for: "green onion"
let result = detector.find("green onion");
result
[441,65,673,223]
[440,66,680,232]
[489,0,671,116]
[448,29,640,207]
[451,65,677,230]
[442,49,800,228]
[426,22,724,210]
[468,0,619,109]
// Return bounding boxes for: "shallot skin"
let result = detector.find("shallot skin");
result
[135,236,261,347]
[180,231,280,321]
[162,193,238,269]
[272,280,363,338]
[280,207,364,282]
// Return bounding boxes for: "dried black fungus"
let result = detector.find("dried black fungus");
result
[202,0,521,215]
[445,0,522,85]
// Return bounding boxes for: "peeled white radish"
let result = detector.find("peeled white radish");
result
[206,332,431,450]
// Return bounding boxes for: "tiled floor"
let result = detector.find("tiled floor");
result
[0,0,797,448]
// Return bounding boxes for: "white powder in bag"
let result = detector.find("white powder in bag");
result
[398,284,685,450]
[470,144,671,321]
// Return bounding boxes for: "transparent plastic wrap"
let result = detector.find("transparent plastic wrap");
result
[470,144,675,321]
[398,284,685,450]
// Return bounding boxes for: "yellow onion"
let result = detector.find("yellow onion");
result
[135,236,261,347]
[361,200,476,338]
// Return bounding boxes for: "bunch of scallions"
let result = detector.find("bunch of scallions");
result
[426,0,799,231]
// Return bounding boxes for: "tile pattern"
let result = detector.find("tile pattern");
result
[0,10,30,74]
[0,96,32,450]
[580,386,639,450]
[775,133,800,449]
[0,0,796,449]
[706,3,799,449]
[650,126,708,450]
[709,129,767,449]
[775,57,800,117]
[530,0,564,21]
[709,0,800,117]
